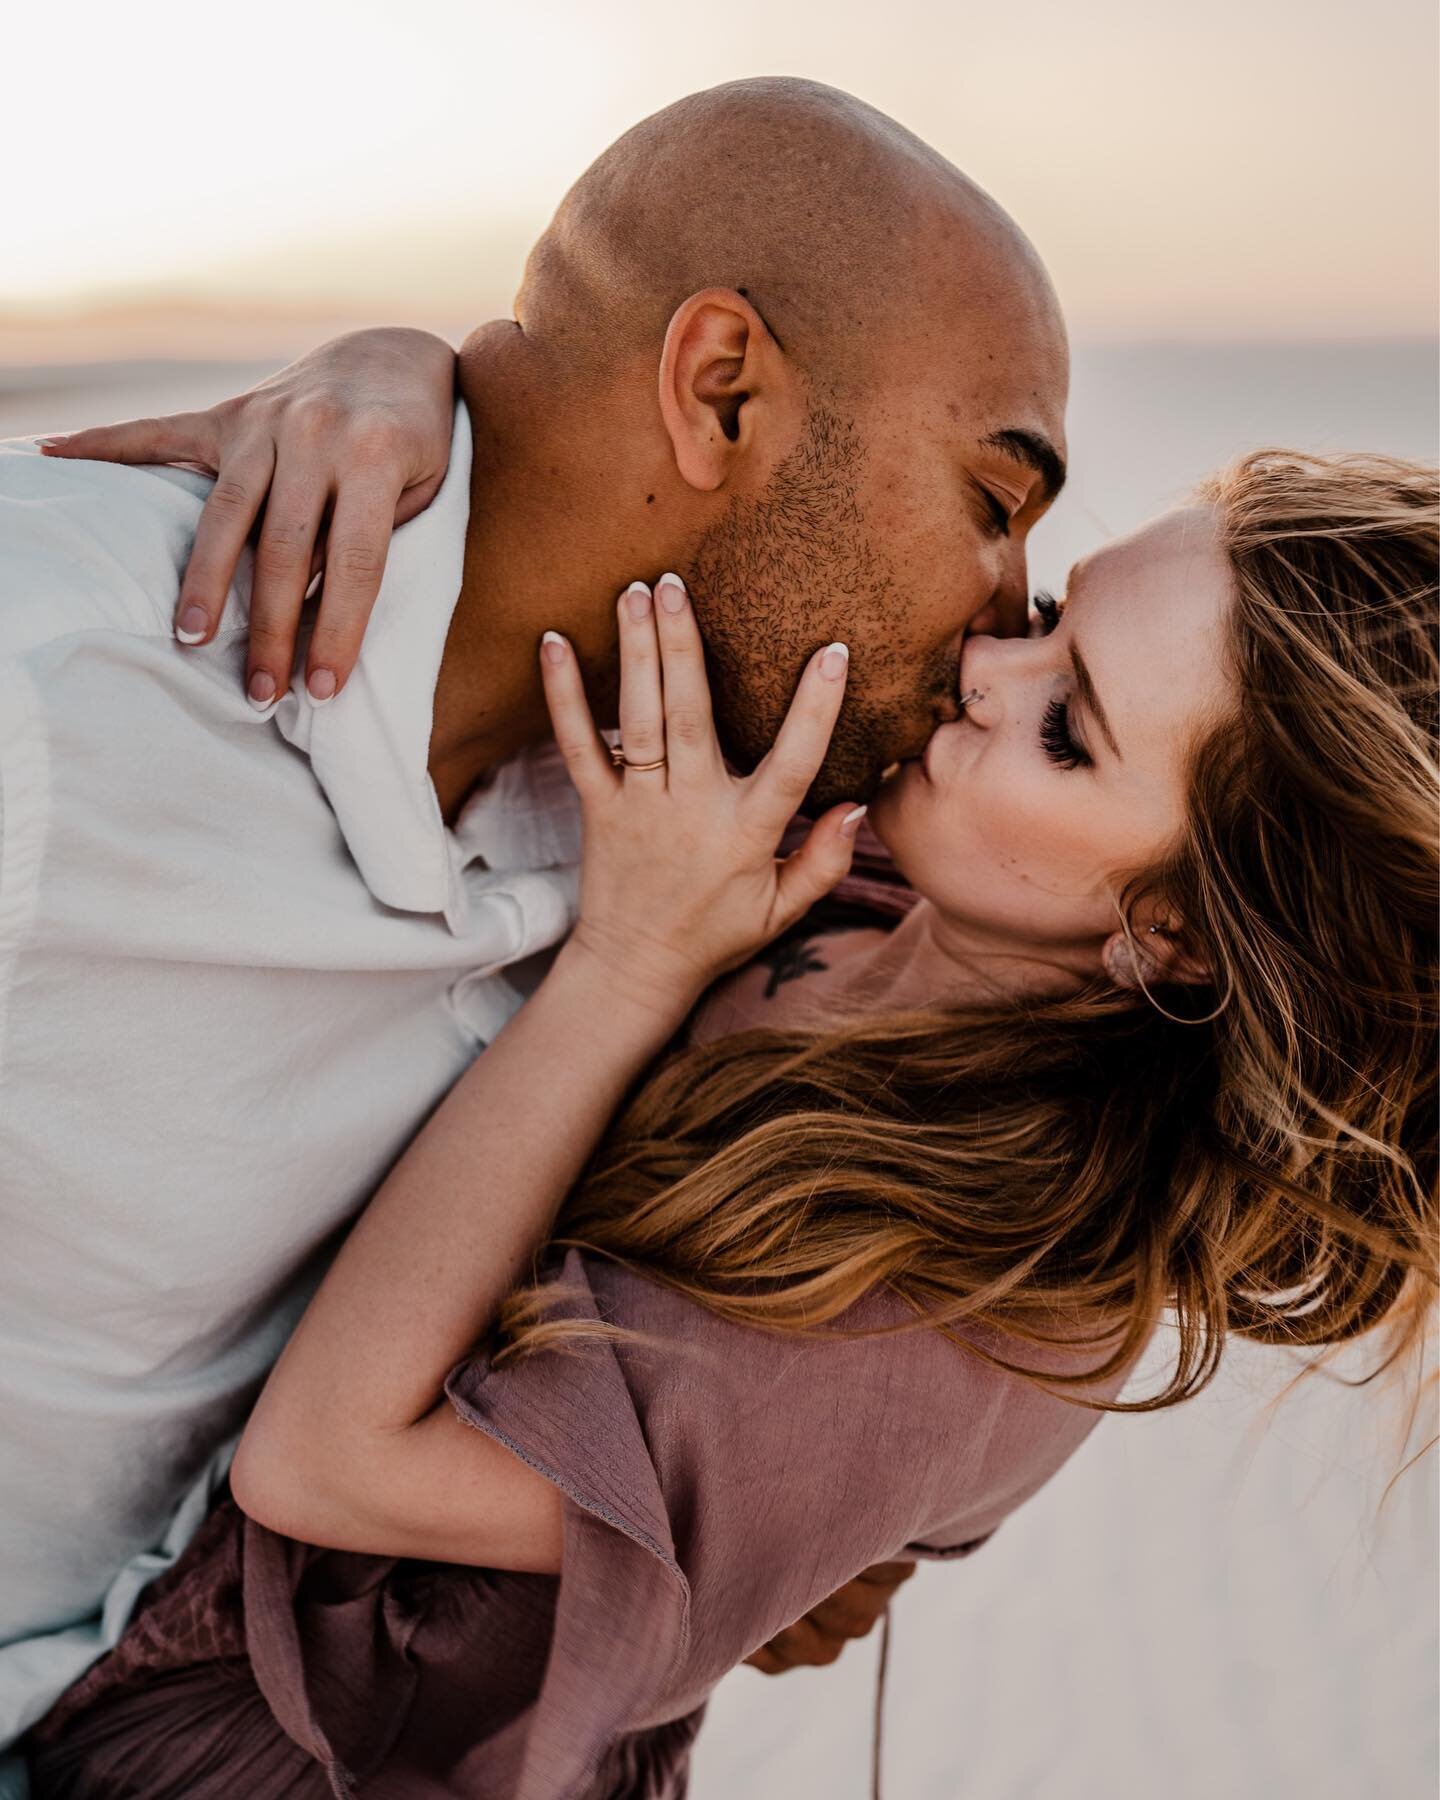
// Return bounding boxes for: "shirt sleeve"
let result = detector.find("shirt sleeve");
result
[443,1250,1029,1798]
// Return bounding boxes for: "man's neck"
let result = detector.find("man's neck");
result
[427,322,696,823]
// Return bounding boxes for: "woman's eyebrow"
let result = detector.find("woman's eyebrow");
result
[1070,643,1123,760]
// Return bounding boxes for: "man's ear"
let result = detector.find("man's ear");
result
[657,288,789,492]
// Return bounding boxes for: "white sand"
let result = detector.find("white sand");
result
[3,340,1436,1800]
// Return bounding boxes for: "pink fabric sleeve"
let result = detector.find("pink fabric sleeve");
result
[445,1251,1117,1800]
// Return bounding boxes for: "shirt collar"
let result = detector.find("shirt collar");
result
[273,403,577,933]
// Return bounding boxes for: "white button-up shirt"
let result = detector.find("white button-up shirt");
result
[0,406,580,1745]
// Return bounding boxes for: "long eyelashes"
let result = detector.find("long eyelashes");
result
[1039,697,1091,770]
[1031,592,1088,768]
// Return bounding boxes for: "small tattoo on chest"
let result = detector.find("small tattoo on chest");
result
[758,936,830,999]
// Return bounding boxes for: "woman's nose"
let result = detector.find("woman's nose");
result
[958,632,1030,726]
[957,635,997,721]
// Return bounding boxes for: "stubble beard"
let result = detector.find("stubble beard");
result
[686,400,943,813]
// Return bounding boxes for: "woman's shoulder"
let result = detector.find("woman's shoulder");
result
[691,920,889,1041]
[518,1254,1126,1520]
[448,1254,1139,1758]
[693,824,920,1040]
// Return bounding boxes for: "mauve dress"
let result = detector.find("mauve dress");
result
[28,1252,1128,1800]
[29,852,1131,1798]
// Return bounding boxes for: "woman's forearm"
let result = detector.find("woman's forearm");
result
[231,584,853,1561]
[238,942,687,1469]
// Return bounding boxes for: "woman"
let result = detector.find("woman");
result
[28,437,1437,1797]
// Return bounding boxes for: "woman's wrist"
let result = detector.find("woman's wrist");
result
[550,932,703,1041]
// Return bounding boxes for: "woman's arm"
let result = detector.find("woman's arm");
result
[230,940,686,1571]
[230,573,863,1571]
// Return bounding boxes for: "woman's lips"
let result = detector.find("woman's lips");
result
[922,717,968,782]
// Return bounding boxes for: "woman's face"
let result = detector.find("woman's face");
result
[867,506,1235,968]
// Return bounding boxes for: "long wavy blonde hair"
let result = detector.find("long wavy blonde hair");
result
[497,450,1439,1411]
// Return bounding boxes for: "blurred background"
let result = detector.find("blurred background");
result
[6,1,1437,1795]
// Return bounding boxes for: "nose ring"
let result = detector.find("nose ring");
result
[958,688,985,710]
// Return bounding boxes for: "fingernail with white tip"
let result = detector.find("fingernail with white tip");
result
[541,630,567,665]
[819,642,850,681]
[657,572,687,613]
[175,605,208,644]
[247,670,276,711]
[622,581,652,620]
[307,668,337,705]
[840,805,868,836]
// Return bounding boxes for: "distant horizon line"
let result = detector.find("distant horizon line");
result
[4,332,1436,371]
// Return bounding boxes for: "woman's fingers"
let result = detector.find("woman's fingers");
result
[301,476,403,703]
[391,470,447,529]
[538,632,615,801]
[42,333,458,706]
[246,472,330,707]
[748,641,850,831]
[652,572,719,781]
[39,410,216,470]
[773,801,865,930]
[172,442,277,649]
[615,582,666,775]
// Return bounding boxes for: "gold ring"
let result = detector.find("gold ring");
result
[610,743,667,772]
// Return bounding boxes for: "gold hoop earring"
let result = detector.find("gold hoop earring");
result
[1109,904,1234,1026]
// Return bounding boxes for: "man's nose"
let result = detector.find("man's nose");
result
[966,547,1030,640]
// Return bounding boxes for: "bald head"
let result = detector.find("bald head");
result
[475,80,1068,806]
[518,77,1058,384]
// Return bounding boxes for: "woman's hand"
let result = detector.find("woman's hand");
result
[541,572,867,1017]
[39,328,457,708]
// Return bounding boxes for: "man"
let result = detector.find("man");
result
[2,75,1067,1768]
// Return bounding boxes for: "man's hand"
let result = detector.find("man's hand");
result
[744,1559,917,1675]
[40,327,457,710]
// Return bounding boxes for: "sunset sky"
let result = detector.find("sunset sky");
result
[8,0,1437,357]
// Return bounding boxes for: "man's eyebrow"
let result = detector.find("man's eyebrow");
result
[1070,643,1122,761]
[980,429,1067,504]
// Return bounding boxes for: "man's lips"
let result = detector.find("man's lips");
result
[880,704,955,786]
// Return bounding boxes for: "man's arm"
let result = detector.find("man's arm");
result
[744,1560,918,1674]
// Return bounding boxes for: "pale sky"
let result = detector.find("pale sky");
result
[7,0,1438,353]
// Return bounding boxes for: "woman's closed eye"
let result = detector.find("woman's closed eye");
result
[1030,591,1091,768]
[1039,697,1092,770]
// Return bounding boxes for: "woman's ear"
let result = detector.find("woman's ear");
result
[657,288,787,492]
[1101,917,1212,991]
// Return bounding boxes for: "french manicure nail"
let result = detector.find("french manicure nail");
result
[307,668,337,705]
[36,435,68,449]
[840,805,868,835]
[819,642,850,681]
[657,572,687,613]
[541,630,568,665]
[247,670,277,710]
[175,605,208,644]
[623,581,652,621]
